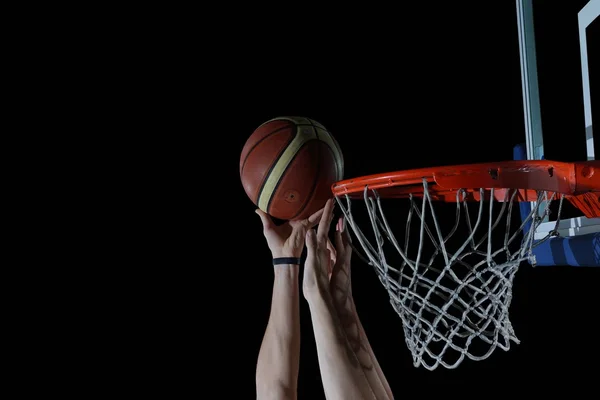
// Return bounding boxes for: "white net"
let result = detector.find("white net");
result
[336,179,564,370]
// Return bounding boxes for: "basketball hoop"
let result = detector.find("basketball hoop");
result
[331,160,599,370]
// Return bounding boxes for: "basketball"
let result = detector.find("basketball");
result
[240,116,344,221]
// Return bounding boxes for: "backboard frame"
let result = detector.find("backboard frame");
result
[516,0,599,266]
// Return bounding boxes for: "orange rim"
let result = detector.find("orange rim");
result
[331,160,600,204]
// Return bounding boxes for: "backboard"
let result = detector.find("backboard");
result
[516,0,599,266]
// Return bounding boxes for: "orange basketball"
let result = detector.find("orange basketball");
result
[240,116,344,221]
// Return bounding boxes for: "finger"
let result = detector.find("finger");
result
[336,216,343,232]
[326,238,337,264]
[332,222,344,278]
[307,207,325,228]
[336,216,352,248]
[341,216,352,244]
[255,209,275,231]
[336,217,354,256]
[316,199,335,240]
[334,216,344,250]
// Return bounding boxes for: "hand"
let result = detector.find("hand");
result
[303,199,336,300]
[255,206,325,259]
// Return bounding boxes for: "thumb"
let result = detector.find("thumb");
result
[255,209,274,230]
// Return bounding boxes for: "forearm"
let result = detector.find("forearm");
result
[256,266,301,400]
[307,291,375,400]
[333,292,393,400]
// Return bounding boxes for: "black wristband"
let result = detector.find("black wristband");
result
[273,257,302,265]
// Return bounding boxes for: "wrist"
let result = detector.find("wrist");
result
[305,286,332,306]
[274,265,300,284]
[274,264,300,274]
